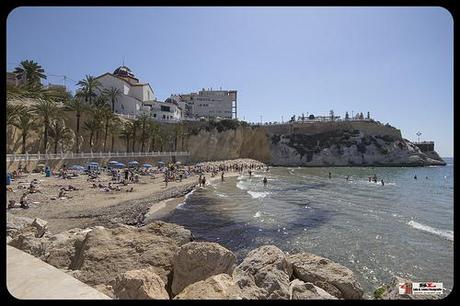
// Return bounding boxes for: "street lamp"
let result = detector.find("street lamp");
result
[416,132,422,143]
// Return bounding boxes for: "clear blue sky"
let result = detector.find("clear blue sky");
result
[7,7,453,157]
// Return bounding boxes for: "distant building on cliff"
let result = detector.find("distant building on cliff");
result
[168,88,237,120]
[94,66,182,121]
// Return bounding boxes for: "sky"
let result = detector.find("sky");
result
[7,7,453,157]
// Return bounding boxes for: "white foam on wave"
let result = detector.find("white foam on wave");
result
[236,180,249,190]
[408,220,453,241]
[247,191,270,199]
[216,192,228,198]
[254,211,262,218]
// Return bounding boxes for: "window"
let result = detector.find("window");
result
[153,113,157,118]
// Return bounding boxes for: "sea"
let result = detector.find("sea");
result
[161,157,454,298]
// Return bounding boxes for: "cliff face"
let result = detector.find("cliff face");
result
[186,122,446,167]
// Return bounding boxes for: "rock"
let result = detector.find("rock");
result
[233,245,292,299]
[174,274,242,300]
[288,252,363,299]
[375,276,442,300]
[7,236,12,244]
[7,214,36,238]
[69,225,179,288]
[289,279,338,299]
[31,218,48,238]
[112,267,169,299]
[93,284,115,299]
[44,228,90,269]
[171,242,236,296]
[9,232,49,258]
[140,221,193,246]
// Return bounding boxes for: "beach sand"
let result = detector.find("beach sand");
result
[6,159,263,233]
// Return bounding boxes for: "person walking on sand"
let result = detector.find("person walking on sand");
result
[201,176,206,187]
[263,177,268,187]
[221,171,225,182]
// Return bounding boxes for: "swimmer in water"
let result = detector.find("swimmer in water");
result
[263,177,268,187]
[381,179,384,186]
[414,174,417,180]
[328,172,332,179]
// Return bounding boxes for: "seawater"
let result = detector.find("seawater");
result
[162,158,454,297]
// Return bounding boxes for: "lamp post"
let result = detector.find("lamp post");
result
[416,132,422,143]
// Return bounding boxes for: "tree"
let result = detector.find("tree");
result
[64,98,87,153]
[136,114,150,152]
[48,119,73,154]
[7,102,26,126]
[290,115,296,122]
[76,75,101,105]
[131,119,140,152]
[31,98,59,153]
[109,116,122,152]
[83,119,101,150]
[329,110,335,121]
[173,123,185,151]
[99,104,114,152]
[103,87,122,113]
[148,120,160,152]
[345,111,350,120]
[13,60,47,87]
[13,108,38,154]
[120,121,134,152]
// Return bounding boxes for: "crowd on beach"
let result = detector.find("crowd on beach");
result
[5,159,267,210]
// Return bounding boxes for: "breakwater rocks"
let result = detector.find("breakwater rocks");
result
[8,214,372,300]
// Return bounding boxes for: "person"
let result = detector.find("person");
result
[381,179,384,186]
[201,176,206,187]
[249,170,252,177]
[198,174,202,187]
[221,171,225,182]
[165,175,169,187]
[124,169,129,181]
[328,172,331,179]
[346,176,349,181]
[373,174,378,183]
[425,176,428,179]
[263,177,268,187]
[368,176,372,182]
[8,200,16,209]
[20,193,29,208]
[414,174,417,180]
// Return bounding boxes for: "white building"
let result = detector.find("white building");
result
[95,66,155,117]
[168,88,237,119]
[142,100,183,121]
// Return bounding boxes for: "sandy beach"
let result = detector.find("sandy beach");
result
[6,159,264,233]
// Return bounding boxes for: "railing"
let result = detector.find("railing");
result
[413,141,434,145]
[6,151,190,162]
[248,118,375,126]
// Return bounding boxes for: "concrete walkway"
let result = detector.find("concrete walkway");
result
[7,245,111,299]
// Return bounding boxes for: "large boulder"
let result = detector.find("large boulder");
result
[140,221,193,246]
[9,232,49,258]
[69,226,180,288]
[43,227,93,269]
[112,267,169,299]
[171,242,236,296]
[174,274,242,300]
[289,279,338,299]
[288,252,363,299]
[31,218,48,238]
[232,245,292,299]
[7,214,38,239]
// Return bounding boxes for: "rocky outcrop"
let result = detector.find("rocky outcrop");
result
[289,279,338,299]
[7,214,45,239]
[171,242,236,296]
[141,221,193,246]
[69,226,180,287]
[288,252,363,299]
[174,274,243,300]
[112,267,169,299]
[233,245,292,299]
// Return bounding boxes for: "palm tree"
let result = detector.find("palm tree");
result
[103,87,122,112]
[13,60,47,87]
[120,121,134,152]
[136,114,150,152]
[31,98,59,153]
[48,119,73,154]
[131,119,140,152]
[12,108,38,154]
[91,96,109,149]
[173,123,184,151]
[64,97,87,153]
[109,116,122,152]
[83,119,101,150]
[100,105,115,152]
[148,120,160,152]
[7,102,26,126]
[76,75,101,104]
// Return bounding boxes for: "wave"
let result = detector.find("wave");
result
[408,220,453,241]
[253,211,262,218]
[236,181,249,190]
[216,193,228,198]
[247,191,270,199]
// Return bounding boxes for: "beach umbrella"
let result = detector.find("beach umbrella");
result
[143,163,153,168]
[175,161,182,165]
[88,162,99,165]
[128,160,139,165]
[157,161,165,165]
[69,165,85,171]
[36,163,46,168]
[108,161,119,164]
[114,162,126,168]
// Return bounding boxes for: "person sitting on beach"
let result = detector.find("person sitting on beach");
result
[19,193,29,208]
[58,189,66,198]
[8,200,16,209]
[115,185,121,191]
[91,183,98,188]
[126,187,134,192]
[122,180,128,186]
[29,185,42,194]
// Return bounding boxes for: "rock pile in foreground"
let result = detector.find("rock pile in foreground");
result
[8,214,368,300]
